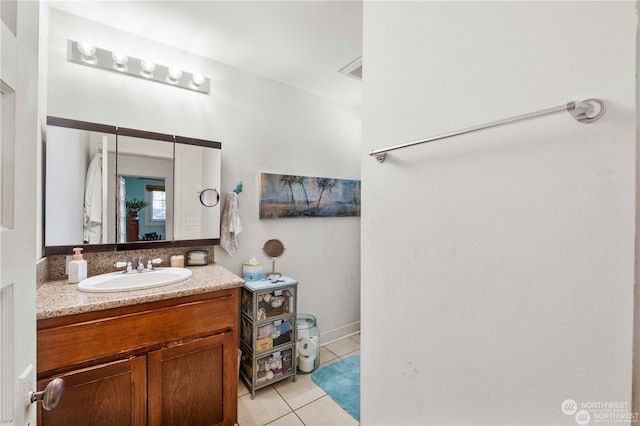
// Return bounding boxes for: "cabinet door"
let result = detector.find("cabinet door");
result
[148,332,238,426]
[38,357,147,426]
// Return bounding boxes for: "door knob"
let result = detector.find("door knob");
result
[29,378,64,411]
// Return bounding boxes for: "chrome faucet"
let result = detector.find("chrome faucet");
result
[146,258,162,271]
[114,261,133,273]
[114,257,161,274]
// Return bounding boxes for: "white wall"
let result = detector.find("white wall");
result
[173,145,221,240]
[45,126,88,245]
[361,2,636,425]
[46,8,361,341]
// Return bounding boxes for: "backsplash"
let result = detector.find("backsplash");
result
[37,257,49,287]
[44,246,215,282]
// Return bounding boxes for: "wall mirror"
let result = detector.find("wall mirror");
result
[174,140,221,241]
[45,118,117,247]
[116,129,174,244]
[44,117,221,255]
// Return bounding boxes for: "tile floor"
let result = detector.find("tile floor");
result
[238,333,361,426]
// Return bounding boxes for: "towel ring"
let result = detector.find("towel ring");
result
[199,188,220,207]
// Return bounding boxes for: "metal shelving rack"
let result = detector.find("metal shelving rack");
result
[239,276,298,399]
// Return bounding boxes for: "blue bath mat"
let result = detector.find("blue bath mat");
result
[311,355,360,422]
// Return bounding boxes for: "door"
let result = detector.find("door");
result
[0,1,42,424]
[147,333,238,426]
[118,176,126,242]
[38,357,147,426]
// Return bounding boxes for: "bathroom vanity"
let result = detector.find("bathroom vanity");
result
[36,264,243,426]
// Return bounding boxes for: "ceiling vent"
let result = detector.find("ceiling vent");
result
[339,56,362,81]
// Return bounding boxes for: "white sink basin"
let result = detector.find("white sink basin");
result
[77,267,193,293]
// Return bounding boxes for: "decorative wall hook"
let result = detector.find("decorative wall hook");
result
[233,181,243,195]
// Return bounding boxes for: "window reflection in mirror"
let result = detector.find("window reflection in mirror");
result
[120,177,166,241]
[116,135,174,243]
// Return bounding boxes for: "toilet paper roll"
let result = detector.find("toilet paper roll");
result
[298,338,315,357]
[298,328,310,339]
[307,336,319,354]
[298,355,315,373]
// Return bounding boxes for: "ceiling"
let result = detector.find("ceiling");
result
[48,0,364,106]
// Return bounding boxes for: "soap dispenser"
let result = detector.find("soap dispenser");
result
[68,247,87,283]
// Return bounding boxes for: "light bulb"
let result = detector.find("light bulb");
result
[140,59,155,77]
[166,67,182,84]
[112,51,128,71]
[77,41,97,64]
[190,72,205,87]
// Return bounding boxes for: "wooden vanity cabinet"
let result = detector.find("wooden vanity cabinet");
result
[38,357,147,426]
[37,289,239,426]
[147,332,236,425]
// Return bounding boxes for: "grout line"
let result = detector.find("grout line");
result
[323,347,340,359]
[270,384,327,426]
[293,410,307,426]
[272,384,296,413]
[339,352,359,360]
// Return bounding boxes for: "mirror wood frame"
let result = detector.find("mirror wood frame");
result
[44,116,222,255]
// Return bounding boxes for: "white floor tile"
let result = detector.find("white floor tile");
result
[238,386,292,426]
[238,378,250,397]
[319,346,338,364]
[295,395,359,426]
[324,338,360,358]
[349,333,360,343]
[274,372,326,410]
[341,349,360,359]
[266,412,305,426]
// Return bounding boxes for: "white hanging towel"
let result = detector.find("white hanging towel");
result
[220,192,242,256]
[83,152,102,243]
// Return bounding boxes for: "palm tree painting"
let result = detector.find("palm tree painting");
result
[260,173,361,218]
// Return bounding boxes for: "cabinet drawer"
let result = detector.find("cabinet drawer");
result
[241,316,294,353]
[241,287,295,321]
[240,347,294,387]
[38,289,237,375]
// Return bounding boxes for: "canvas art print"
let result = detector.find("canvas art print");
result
[260,173,361,219]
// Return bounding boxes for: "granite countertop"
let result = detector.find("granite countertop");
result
[37,264,244,320]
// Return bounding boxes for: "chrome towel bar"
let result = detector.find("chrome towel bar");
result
[369,98,606,163]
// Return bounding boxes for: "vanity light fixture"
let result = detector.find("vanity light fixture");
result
[140,59,156,78]
[190,72,205,88]
[67,40,210,95]
[111,51,128,71]
[77,41,97,64]
[166,67,182,84]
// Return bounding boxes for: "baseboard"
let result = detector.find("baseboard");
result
[320,321,360,345]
